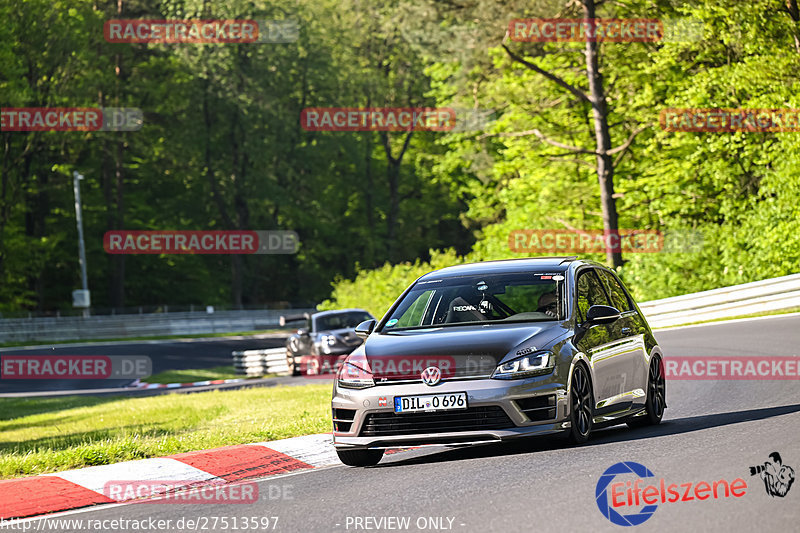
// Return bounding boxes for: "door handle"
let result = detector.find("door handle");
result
[621,327,632,335]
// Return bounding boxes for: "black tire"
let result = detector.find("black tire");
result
[627,356,666,428]
[336,448,384,467]
[568,363,594,444]
[286,349,300,376]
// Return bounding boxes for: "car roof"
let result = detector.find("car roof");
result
[417,257,581,280]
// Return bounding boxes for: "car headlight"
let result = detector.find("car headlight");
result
[336,353,375,389]
[492,351,554,379]
[321,334,337,354]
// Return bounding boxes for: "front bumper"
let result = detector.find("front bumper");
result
[332,376,570,449]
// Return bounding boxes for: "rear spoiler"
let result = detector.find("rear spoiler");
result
[279,312,311,326]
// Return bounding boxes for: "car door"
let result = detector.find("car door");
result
[295,317,315,356]
[598,269,649,404]
[574,268,637,416]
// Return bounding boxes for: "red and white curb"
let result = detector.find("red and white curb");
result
[0,433,374,520]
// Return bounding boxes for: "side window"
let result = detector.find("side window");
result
[576,270,610,322]
[395,290,433,327]
[599,270,632,312]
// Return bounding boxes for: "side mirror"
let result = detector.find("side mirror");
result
[297,328,310,337]
[584,305,621,327]
[354,319,376,339]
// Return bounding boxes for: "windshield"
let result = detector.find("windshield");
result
[315,312,371,331]
[383,272,564,330]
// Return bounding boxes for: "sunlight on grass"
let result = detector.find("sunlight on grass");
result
[0,384,332,479]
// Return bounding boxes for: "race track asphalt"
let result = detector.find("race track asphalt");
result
[0,335,286,393]
[19,314,800,532]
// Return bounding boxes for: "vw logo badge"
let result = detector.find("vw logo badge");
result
[421,366,442,386]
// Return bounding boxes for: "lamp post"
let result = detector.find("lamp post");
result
[72,171,90,317]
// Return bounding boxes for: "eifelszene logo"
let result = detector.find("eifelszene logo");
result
[596,462,748,526]
[749,452,795,498]
[596,462,659,526]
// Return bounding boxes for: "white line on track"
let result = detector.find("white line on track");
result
[653,311,800,332]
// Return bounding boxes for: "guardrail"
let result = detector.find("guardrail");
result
[228,275,800,376]
[4,274,799,343]
[0,309,316,343]
[639,273,800,328]
[232,348,288,376]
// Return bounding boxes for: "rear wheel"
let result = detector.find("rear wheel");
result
[336,448,384,467]
[627,356,666,428]
[286,350,300,376]
[568,364,593,444]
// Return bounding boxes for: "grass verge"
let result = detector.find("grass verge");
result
[0,383,331,479]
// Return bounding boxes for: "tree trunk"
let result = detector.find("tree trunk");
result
[112,136,125,307]
[787,0,800,54]
[582,0,623,268]
[109,0,126,308]
[386,162,399,247]
[201,76,240,307]
[364,131,376,265]
[0,133,8,280]
[24,150,46,310]
[380,131,413,261]
[229,110,248,309]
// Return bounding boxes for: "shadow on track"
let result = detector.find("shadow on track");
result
[371,403,800,468]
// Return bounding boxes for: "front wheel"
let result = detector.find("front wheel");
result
[336,448,384,467]
[627,356,666,428]
[568,364,594,444]
[286,350,300,376]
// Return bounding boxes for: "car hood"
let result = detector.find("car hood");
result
[362,322,567,379]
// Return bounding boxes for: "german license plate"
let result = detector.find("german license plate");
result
[393,392,468,413]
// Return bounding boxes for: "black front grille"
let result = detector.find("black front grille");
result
[359,406,514,437]
[515,395,557,422]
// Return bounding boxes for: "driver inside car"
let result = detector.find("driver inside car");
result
[536,292,558,318]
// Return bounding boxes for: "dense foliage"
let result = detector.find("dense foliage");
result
[2,1,798,317]
[0,0,472,312]
[322,0,800,318]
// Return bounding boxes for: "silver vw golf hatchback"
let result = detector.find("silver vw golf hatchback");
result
[331,257,666,466]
